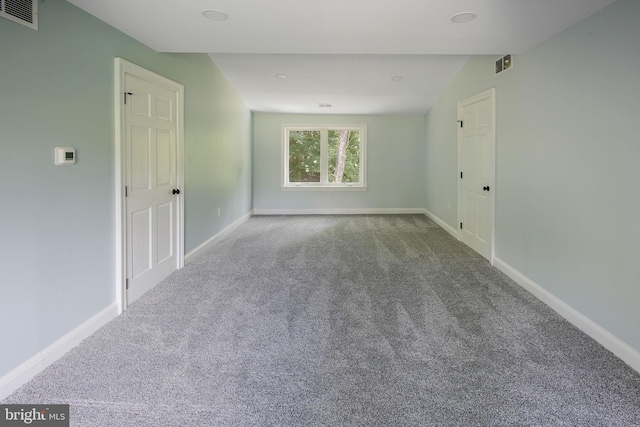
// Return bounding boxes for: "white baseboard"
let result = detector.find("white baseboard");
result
[184,211,254,263]
[423,209,458,238]
[423,209,640,373]
[493,257,640,374]
[0,302,119,401]
[253,208,426,215]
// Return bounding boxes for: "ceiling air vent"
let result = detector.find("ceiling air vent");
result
[1,0,38,30]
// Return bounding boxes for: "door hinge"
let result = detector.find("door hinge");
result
[460,222,463,229]
[125,186,128,197]
[124,92,133,104]
[126,278,129,290]
[460,171,463,179]
[458,120,463,128]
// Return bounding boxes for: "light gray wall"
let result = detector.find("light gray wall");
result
[0,1,252,377]
[254,114,425,211]
[425,0,640,351]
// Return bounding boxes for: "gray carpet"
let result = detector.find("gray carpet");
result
[4,215,640,426]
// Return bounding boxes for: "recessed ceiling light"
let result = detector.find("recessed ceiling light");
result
[202,9,229,21]
[275,73,288,79]
[450,12,477,23]
[391,75,404,82]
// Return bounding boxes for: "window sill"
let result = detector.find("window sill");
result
[281,185,368,192]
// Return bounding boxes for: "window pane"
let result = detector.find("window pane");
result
[328,130,360,183]
[289,130,321,182]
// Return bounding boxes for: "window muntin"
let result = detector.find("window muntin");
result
[284,126,366,189]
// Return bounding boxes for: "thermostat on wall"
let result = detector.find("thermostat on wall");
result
[54,147,76,165]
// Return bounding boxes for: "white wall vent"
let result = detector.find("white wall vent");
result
[1,0,38,30]
[495,54,512,75]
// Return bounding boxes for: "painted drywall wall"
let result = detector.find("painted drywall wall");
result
[0,1,251,377]
[425,0,640,351]
[253,114,425,211]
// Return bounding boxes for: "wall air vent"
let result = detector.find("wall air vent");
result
[1,0,37,30]
[495,54,512,75]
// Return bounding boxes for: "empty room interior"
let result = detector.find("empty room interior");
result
[1,0,639,424]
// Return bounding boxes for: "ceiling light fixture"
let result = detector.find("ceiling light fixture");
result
[275,74,288,79]
[391,75,404,82]
[202,9,229,21]
[450,12,477,24]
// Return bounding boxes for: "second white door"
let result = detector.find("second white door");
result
[458,89,495,261]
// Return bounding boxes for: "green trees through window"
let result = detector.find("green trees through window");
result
[286,127,364,187]
[288,130,321,182]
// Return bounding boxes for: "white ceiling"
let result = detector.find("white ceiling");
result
[68,0,615,115]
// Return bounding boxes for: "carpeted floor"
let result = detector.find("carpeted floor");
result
[4,215,640,426]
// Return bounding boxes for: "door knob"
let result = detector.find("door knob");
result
[172,189,180,195]
[483,186,490,191]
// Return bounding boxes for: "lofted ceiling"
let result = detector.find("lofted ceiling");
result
[68,0,615,115]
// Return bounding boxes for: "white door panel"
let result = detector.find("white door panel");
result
[130,89,151,117]
[130,127,151,192]
[156,97,173,121]
[131,208,152,278]
[458,89,495,261]
[476,195,490,243]
[156,201,174,263]
[464,191,477,235]
[156,130,174,187]
[476,135,488,180]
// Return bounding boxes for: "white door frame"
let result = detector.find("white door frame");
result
[457,88,496,264]
[114,58,185,312]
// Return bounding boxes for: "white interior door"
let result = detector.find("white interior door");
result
[458,88,495,261]
[122,67,183,306]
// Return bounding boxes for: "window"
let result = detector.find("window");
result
[283,125,367,190]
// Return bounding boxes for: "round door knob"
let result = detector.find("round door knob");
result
[173,189,181,195]
[483,186,490,191]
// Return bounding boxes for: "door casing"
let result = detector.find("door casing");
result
[114,58,185,312]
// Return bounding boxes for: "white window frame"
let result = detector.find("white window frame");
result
[282,125,367,191]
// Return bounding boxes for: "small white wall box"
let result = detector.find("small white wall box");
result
[54,147,76,165]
